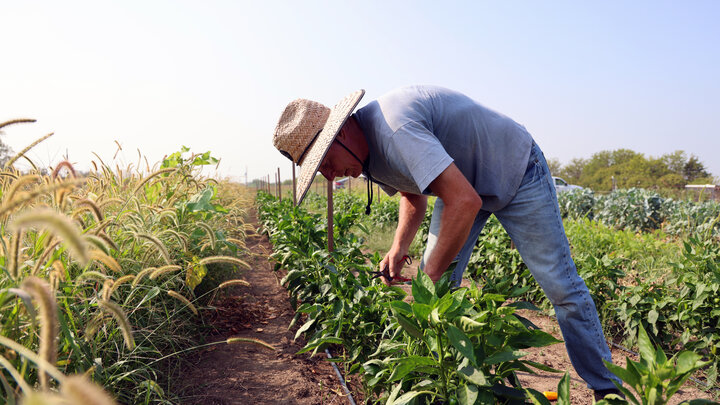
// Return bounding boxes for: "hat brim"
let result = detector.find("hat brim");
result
[294,89,365,205]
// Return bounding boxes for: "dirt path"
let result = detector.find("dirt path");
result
[175,209,346,405]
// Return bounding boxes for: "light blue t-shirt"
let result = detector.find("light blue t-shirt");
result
[354,85,533,212]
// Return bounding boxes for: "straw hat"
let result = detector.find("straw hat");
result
[273,89,365,205]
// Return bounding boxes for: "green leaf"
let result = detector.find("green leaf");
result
[412,303,433,327]
[456,316,486,334]
[647,309,659,326]
[448,324,477,366]
[458,360,488,385]
[388,356,437,382]
[522,360,562,373]
[294,318,316,340]
[603,359,640,391]
[508,330,563,348]
[676,351,703,374]
[637,324,655,364]
[484,350,528,365]
[557,372,570,405]
[524,389,551,405]
[457,383,479,405]
[412,268,435,304]
[393,390,427,405]
[395,313,424,340]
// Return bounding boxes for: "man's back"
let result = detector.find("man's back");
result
[354,85,533,211]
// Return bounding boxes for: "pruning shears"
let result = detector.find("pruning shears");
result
[370,255,412,283]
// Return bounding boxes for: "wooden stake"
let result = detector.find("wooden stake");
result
[327,179,334,253]
[292,163,297,205]
[277,167,281,201]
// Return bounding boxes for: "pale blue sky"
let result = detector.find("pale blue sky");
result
[1,1,718,182]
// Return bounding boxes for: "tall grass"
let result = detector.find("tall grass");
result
[0,121,254,404]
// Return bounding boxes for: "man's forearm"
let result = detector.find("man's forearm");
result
[391,192,427,254]
[423,196,481,281]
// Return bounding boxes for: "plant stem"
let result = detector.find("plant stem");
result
[434,325,449,400]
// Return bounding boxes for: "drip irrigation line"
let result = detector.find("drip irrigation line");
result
[326,348,357,405]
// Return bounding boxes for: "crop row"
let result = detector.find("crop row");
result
[557,188,720,237]
[258,192,713,404]
[0,142,252,404]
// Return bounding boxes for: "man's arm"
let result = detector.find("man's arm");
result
[423,163,482,282]
[380,191,427,285]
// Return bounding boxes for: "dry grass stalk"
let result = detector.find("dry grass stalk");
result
[198,255,250,270]
[8,230,22,279]
[166,290,198,315]
[31,240,62,276]
[98,300,135,350]
[131,168,176,196]
[21,277,59,390]
[4,133,54,169]
[9,208,89,266]
[0,178,85,218]
[0,118,36,130]
[3,174,41,202]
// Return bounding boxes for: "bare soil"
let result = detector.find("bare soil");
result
[175,210,717,404]
[174,209,347,405]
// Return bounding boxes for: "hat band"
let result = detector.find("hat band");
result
[296,129,323,164]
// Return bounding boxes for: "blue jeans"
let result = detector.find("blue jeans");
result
[421,142,619,391]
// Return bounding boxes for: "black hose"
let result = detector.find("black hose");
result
[325,348,357,405]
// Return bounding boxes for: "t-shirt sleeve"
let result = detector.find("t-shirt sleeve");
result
[388,121,454,194]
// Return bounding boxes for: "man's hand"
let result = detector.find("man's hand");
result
[379,247,408,285]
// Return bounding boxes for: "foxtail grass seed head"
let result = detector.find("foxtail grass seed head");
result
[76,271,108,282]
[21,277,59,390]
[197,256,250,270]
[134,233,171,264]
[198,223,216,250]
[61,375,118,405]
[149,265,182,280]
[131,267,156,287]
[98,300,135,350]
[167,290,198,315]
[108,275,134,296]
[226,337,275,351]
[74,199,104,222]
[0,118,36,130]
[4,174,41,203]
[218,279,250,289]
[50,160,77,179]
[89,250,121,273]
[9,208,89,266]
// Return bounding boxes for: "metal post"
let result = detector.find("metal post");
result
[327,179,334,253]
[292,163,297,205]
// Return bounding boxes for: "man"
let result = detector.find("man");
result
[272,85,621,399]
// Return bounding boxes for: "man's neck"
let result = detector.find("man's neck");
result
[343,115,369,164]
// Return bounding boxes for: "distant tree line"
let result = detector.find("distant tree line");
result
[547,149,715,192]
